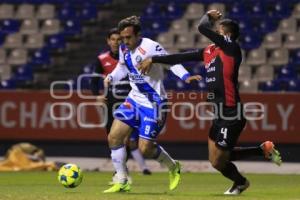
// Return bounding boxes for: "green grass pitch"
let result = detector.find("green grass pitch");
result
[0,172,299,200]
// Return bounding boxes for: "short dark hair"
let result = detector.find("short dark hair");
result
[118,15,141,35]
[107,27,119,39]
[219,19,240,40]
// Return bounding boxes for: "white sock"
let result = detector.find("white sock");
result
[111,145,127,184]
[156,146,176,170]
[131,148,148,171]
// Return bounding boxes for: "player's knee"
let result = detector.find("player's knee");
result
[108,133,121,147]
[210,157,226,170]
[139,145,149,157]
[139,144,155,158]
[107,133,114,145]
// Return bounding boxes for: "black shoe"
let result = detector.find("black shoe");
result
[224,179,250,195]
[142,169,152,175]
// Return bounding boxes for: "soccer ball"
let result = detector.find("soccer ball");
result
[58,163,83,188]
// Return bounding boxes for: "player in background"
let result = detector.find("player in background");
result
[103,16,201,193]
[138,10,282,195]
[90,28,152,179]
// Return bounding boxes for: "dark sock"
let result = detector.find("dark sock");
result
[125,146,130,174]
[126,146,131,161]
[220,162,246,185]
[230,146,263,161]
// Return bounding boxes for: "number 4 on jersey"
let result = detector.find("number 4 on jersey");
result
[220,128,228,139]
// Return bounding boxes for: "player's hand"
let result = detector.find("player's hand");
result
[103,76,112,88]
[138,58,152,75]
[207,10,222,21]
[185,75,202,84]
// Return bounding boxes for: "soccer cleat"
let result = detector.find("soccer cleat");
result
[261,141,282,166]
[169,160,181,191]
[103,182,131,193]
[224,179,250,195]
[142,169,152,175]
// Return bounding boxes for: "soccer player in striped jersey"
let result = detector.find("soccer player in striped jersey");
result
[90,28,152,181]
[103,16,201,193]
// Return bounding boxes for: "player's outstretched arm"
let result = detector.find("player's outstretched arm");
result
[198,10,234,51]
[138,49,203,74]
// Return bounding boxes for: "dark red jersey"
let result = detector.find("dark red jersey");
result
[90,50,130,97]
[97,51,119,76]
[203,42,241,107]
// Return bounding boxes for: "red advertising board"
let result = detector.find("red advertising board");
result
[0,91,299,143]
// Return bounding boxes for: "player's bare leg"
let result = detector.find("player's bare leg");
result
[128,140,152,175]
[103,119,132,193]
[208,138,249,195]
[139,138,181,191]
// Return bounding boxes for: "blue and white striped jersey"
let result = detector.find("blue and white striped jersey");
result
[108,37,190,108]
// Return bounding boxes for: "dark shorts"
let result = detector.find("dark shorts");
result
[209,117,247,150]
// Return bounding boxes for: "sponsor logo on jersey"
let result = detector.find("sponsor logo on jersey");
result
[206,77,216,83]
[104,61,112,67]
[128,73,145,83]
[150,131,157,138]
[143,117,156,123]
[218,140,228,148]
[207,66,216,73]
[136,55,142,63]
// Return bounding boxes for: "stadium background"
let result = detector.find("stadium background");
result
[0,0,299,162]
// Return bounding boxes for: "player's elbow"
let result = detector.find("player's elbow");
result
[197,24,206,34]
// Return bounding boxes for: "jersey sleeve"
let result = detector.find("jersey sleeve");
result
[108,62,129,84]
[152,49,204,64]
[150,41,191,81]
[169,64,191,81]
[198,14,239,56]
[106,46,129,83]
